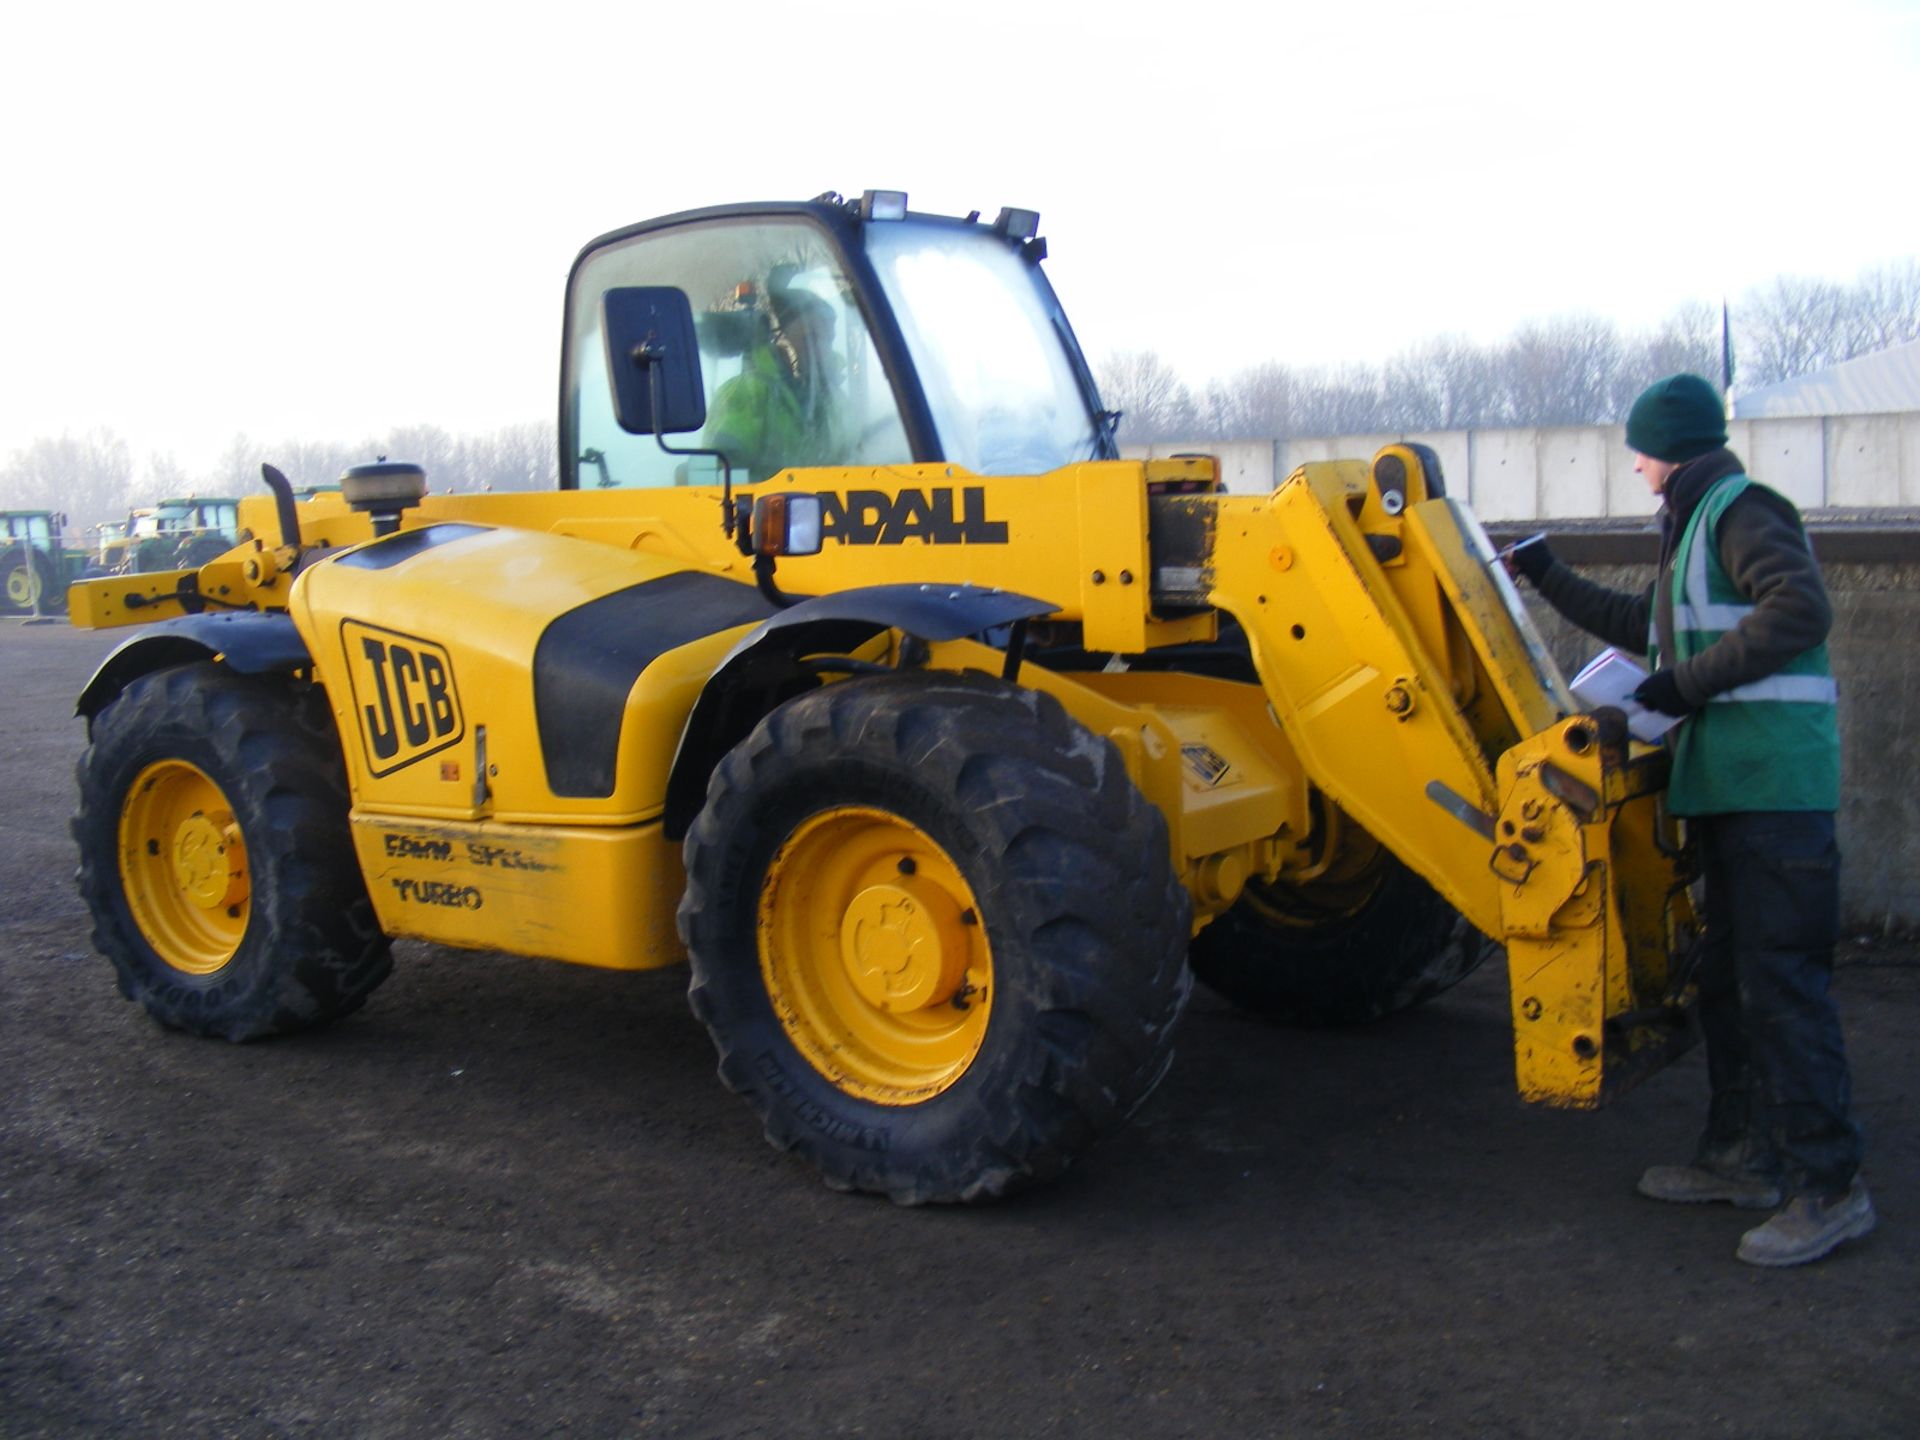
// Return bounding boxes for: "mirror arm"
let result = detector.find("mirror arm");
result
[638,344,737,537]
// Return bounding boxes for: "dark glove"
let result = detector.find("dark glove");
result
[1507,534,1555,586]
[1632,669,1694,716]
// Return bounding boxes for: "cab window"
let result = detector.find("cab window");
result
[566,220,912,488]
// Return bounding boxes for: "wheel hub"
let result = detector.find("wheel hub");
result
[839,879,968,1012]
[171,812,246,911]
[6,567,39,606]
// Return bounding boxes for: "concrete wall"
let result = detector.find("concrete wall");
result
[1128,410,1920,517]
[1519,560,1920,935]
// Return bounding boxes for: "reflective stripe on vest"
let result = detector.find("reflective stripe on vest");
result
[1657,471,1840,815]
[1674,518,1758,631]
[1707,673,1839,705]
[1670,473,1836,708]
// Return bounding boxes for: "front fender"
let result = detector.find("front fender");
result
[77,613,309,720]
[661,583,1058,838]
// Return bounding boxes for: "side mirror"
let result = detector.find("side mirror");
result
[603,287,706,436]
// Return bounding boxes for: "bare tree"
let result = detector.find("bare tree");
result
[1094,350,1198,442]
[1293,365,1389,438]
[1384,336,1501,430]
[1498,316,1621,427]
[1850,260,1920,353]
[1206,361,1395,440]
[1613,302,1723,415]
[377,425,461,491]
[274,438,377,492]
[0,430,135,531]
[210,434,270,496]
[144,453,194,499]
[1203,362,1304,439]
[1730,260,1920,389]
[478,422,558,491]
[1737,276,1855,387]
[1112,257,1920,441]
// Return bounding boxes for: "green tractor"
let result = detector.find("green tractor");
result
[121,497,242,573]
[1,510,86,616]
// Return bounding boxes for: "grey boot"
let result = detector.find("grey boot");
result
[1737,1180,1876,1268]
[1638,1161,1782,1210]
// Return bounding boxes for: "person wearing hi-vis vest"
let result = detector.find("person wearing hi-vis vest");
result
[1510,373,1872,1268]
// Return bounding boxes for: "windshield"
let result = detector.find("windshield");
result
[4,515,52,542]
[865,222,1102,476]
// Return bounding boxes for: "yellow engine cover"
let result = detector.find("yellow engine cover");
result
[290,523,775,966]
[291,522,773,825]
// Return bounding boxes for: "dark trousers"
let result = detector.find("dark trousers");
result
[1693,809,1861,1197]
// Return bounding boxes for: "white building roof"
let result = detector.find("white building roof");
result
[1733,339,1920,418]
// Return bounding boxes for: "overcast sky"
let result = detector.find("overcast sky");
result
[2,0,1915,483]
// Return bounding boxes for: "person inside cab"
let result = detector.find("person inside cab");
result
[703,268,848,484]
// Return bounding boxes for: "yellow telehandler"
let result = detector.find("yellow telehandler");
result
[68,190,1695,1203]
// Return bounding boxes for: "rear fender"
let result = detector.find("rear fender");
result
[661,583,1057,838]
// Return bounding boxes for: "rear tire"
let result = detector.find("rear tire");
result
[679,671,1192,1204]
[1,550,54,614]
[74,664,392,1040]
[1190,825,1486,1026]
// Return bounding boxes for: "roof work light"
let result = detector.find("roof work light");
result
[993,207,1040,239]
[860,190,909,222]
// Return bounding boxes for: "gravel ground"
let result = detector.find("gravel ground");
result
[3,619,1915,1437]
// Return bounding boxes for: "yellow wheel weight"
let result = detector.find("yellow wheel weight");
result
[117,759,250,975]
[757,807,992,1105]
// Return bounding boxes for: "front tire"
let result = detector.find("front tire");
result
[74,664,393,1040]
[679,672,1192,1204]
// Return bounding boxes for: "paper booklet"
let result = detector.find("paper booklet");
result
[1568,647,1683,743]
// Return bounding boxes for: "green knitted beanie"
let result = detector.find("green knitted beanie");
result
[1625,373,1727,462]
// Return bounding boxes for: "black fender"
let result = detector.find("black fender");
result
[77,612,310,721]
[661,583,1058,839]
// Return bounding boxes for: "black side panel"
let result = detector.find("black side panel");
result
[534,571,776,798]
[337,524,492,570]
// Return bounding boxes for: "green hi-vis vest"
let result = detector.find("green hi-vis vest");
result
[704,345,845,484]
[1648,474,1839,816]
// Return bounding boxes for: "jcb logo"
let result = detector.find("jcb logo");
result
[341,621,464,777]
[819,487,1008,546]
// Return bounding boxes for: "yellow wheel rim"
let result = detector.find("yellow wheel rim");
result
[5,565,40,607]
[758,807,992,1105]
[118,759,250,975]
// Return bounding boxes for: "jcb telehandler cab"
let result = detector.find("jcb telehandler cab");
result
[68,190,1696,1203]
